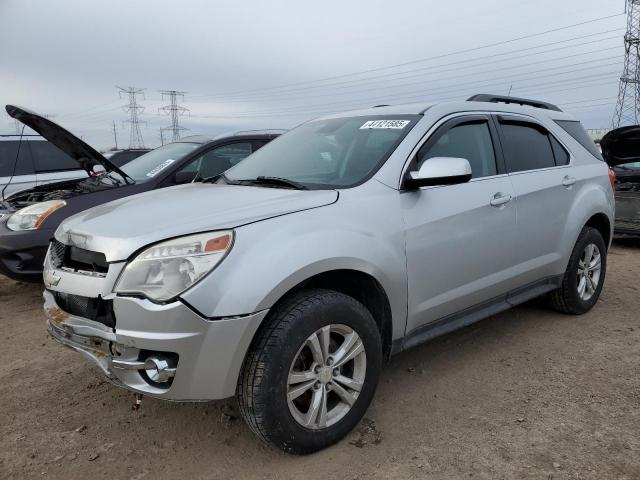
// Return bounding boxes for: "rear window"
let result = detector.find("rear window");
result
[554,120,603,161]
[0,140,35,176]
[500,122,556,172]
[29,141,79,172]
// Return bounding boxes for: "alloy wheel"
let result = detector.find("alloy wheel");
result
[287,324,367,430]
[577,243,601,301]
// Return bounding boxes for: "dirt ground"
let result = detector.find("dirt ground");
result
[1,241,639,480]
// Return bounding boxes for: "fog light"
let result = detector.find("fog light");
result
[144,355,176,383]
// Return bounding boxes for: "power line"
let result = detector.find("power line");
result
[117,86,146,149]
[191,13,625,100]
[195,30,623,103]
[159,90,189,142]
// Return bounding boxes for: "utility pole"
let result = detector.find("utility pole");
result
[159,90,189,142]
[112,120,119,150]
[159,128,165,146]
[613,0,640,127]
[117,86,146,148]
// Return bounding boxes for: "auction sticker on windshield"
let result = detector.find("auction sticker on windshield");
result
[360,120,410,129]
[146,159,175,178]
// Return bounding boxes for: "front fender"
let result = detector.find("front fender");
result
[180,186,407,340]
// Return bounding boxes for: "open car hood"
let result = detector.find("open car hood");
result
[5,105,131,179]
[601,125,640,167]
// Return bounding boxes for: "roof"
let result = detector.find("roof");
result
[179,130,284,144]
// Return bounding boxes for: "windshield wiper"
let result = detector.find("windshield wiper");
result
[250,176,308,190]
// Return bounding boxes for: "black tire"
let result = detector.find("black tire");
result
[236,288,382,454]
[548,226,607,314]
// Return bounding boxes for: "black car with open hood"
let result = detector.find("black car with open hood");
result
[0,105,281,281]
[601,126,640,236]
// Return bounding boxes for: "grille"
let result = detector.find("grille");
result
[53,292,116,328]
[49,239,66,268]
[49,239,108,275]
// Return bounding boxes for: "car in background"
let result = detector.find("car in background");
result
[103,148,151,167]
[1,134,86,198]
[0,105,281,281]
[601,126,640,236]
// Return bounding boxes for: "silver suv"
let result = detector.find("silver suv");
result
[44,95,615,454]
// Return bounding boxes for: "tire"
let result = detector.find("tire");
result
[548,226,607,314]
[236,288,382,454]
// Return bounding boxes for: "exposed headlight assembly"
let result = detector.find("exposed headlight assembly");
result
[115,231,233,302]
[6,200,66,231]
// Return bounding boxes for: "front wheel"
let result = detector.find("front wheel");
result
[548,226,607,314]
[237,289,382,454]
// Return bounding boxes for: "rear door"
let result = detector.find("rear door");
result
[495,115,574,286]
[30,141,86,185]
[0,139,37,196]
[402,114,518,333]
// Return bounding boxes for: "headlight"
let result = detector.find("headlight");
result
[6,200,66,231]
[114,231,233,302]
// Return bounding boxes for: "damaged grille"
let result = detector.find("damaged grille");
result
[53,291,116,328]
[49,239,109,275]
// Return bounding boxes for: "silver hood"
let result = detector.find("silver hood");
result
[56,183,338,261]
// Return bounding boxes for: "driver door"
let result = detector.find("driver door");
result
[401,115,518,335]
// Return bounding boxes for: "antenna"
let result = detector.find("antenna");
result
[117,86,146,148]
[159,90,189,142]
[612,0,640,127]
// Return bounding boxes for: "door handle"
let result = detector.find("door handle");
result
[562,175,576,187]
[490,192,512,207]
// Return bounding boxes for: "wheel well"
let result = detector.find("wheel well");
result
[276,270,394,360]
[585,213,611,247]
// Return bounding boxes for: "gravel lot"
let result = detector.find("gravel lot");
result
[1,240,639,480]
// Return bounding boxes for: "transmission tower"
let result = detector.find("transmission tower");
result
[159,90,189,142]
[117,86,146,148]
[613,1,640,127]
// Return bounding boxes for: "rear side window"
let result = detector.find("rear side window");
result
[500,122,556,172]
[29,141,79,172]
[550,136,570,166]
[0,140,35,176]
[554,120,603,160]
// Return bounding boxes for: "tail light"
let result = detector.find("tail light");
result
[608,168,616,192]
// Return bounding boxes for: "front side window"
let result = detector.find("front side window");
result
[179,142,253,179]
[417,121,497,179]
[225,115,420,189]
[500,122,556,172]
[120,142,200,182]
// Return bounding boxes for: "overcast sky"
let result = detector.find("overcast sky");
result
[0,0,627,150]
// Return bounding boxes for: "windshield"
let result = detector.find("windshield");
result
[616,161,640,170]
[120,142,200,182]
[225,115,420,189]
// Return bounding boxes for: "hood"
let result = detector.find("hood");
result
[56,183,339,261]
[600,125,640,167]
[5,105,131,180]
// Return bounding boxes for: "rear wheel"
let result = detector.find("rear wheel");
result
[237,288,382,454]
[548,226,607,314]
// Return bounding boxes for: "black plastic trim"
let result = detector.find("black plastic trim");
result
[391,275,562,355]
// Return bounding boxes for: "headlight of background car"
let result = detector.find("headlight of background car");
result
[6,200,66,231]
[114,231,233,302]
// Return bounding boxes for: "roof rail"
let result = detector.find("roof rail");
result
[467,94,562,112]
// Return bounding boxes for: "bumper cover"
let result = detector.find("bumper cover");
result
[0,222,53,281]
[44,289,268,400]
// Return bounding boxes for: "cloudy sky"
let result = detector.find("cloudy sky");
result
[0,0,627,150]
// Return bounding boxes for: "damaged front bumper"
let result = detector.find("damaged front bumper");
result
[44,289,268,401]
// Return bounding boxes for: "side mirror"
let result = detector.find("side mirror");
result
[174,171,197,184]
[404,157,472,189]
